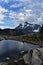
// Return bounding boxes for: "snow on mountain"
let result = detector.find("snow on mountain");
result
[16,22,41,33]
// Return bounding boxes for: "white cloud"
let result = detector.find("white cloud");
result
[0,14,5,20]
[0,26,16,29]
[10,3,23,8]
[9,0,43,26]
[9,11,16,19]
[18,13,24,16]
[1,0,9,3]
[37,13,43,24]
[0,6,8,21]
[0,21,5,24]
[25,9,32,12]
[18,13,25,20]
[0,0,43,29]
[4,0,9,3]
[9,12,24,22]
[0,6,8,13]
[9,9,33,25]
[0,26,10,29]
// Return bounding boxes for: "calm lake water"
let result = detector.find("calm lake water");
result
[0,40,39,60]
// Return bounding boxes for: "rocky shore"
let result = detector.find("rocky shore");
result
[0,35,43,47]
[23,48,43,65]
[0,48,43,65]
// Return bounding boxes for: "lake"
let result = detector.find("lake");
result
[0,40,39,60]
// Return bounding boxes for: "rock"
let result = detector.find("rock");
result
[23,49,33,64]
[14,60,18,63]
[6,57,10,61]
[18,58,26,65]
[23,48,43,65]
[32,48,43,65]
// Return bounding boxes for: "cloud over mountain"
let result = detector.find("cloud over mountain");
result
[0,0,43,29]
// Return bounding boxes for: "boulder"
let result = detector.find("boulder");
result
[23,48,43,65]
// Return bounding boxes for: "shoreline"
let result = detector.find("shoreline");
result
[0,35,43,47]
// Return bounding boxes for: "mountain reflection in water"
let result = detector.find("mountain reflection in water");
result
[0,40,39,60]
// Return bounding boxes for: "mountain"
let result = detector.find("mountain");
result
[33,24,41,32]
[0,22,41,36]
[15,22,41,34]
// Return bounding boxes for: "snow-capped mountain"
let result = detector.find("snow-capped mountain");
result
[0,22,41,36]
[15,22,41,34]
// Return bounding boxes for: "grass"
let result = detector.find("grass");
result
[0,33,43,46]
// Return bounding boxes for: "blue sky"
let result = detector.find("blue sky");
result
[0,0,43,29]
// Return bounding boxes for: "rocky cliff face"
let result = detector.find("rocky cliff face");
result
[23,48,43,65]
